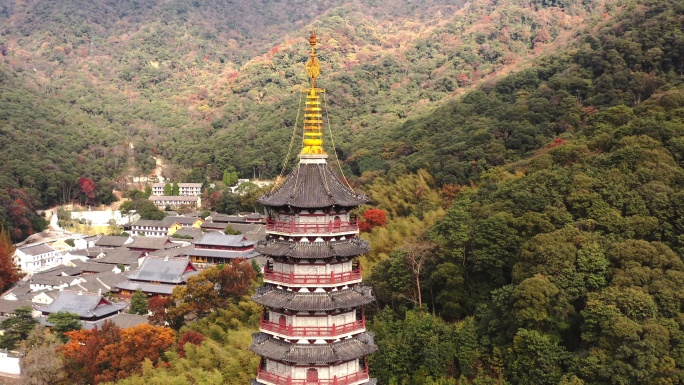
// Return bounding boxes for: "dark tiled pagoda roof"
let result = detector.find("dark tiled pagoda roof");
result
[258,163,368,208]
[253,286,373,311]
[250,332,377,364]
[256,239,369,259]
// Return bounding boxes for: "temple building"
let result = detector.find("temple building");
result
[250,32,377,385]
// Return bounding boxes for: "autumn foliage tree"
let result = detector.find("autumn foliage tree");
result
[59,321,121,385]
[59,322,175,384]
[177,330,204,357]
[0,226,19,291]
[79,177,96,206]
[147,296,175,327]
[359,208,387,232]
[167,259,257,329]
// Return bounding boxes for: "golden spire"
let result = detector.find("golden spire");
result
[300,31,326,156]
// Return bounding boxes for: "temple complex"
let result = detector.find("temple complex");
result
[250,32,377,385]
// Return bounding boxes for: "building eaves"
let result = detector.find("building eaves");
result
[258,163,368,208]
[252,286,374,312]
[249,333,377,364]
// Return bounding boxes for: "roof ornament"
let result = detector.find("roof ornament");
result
[300,30,326,157]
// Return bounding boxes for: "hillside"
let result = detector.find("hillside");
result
[0,0,606,239]
[4,0,684,384]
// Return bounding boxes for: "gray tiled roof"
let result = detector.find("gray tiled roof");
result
[72,260,116,273]
[207,214,246,223]
[0,299,34,314]
[89,271,128,289]
[173,228,202,240]
[127,237,176,250]
[3,283,32,298]
[256,239,369,259]
[195,233,254,248]
[125,257,198,284]
[71,280,107,293]
[249,332,377,364]
[116,281,175,295]
[258,163,368,208]
[148,245,194,258]
[102,313,148,329]
[94,236,130,248]
[97,249,143,265]
[18,243,55,256]
[183,248,259,259]
[252,286,374,311]
[162,216,201,226]
[200,221,227,230]
[37,265,82,276]
[39,291,126,318]
[29,275,75,286]
[69,247,105,258]
[131,219,167,228]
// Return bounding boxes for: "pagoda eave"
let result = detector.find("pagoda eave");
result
[250,332,377,365]
[256,239,370,259]
[252,286,374,312]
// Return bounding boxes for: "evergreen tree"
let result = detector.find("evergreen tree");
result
[129,290,149,315]
[0,306,37,349]
[48,312,82,342]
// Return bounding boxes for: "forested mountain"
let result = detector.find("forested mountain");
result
[5,0,684,384]
[1,0,605,239]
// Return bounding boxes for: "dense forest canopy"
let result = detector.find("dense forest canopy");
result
[4,0,684,383]
[1,0,606,240]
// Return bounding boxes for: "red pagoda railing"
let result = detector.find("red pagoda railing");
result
[260,316,366,337]
[266,219,359,234]
[257,367,369,385]
[263,267,362,285]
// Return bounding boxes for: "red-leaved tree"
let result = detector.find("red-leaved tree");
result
[59,321,121,385]
[359,208,387,232]
[148,296,173,327]
[79,177,96,205]
[177,330,205,357]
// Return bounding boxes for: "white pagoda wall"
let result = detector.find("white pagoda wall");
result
[265,359,363,380]
[275,211,351,223]
[268,310,357,328]
[272,260,353,275]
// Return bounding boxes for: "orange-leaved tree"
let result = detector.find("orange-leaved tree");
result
[59,321,121,385]
[94,324,175,383]
[0,226,19,291]
[59,322,175,384]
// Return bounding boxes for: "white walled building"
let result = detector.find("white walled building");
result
[148,195,201,210]
[14,243,60,273]
[151,183,202,196]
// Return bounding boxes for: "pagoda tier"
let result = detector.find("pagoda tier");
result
[260,310,365,339]
[257,239,370,259]
[250,332,377,364]
[253,286,374,312]
[257,162,368,208]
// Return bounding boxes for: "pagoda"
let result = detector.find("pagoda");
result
[250,32,377,385]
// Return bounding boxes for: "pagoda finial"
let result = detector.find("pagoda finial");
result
[306,30,320,88]
[300,30,326,157]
